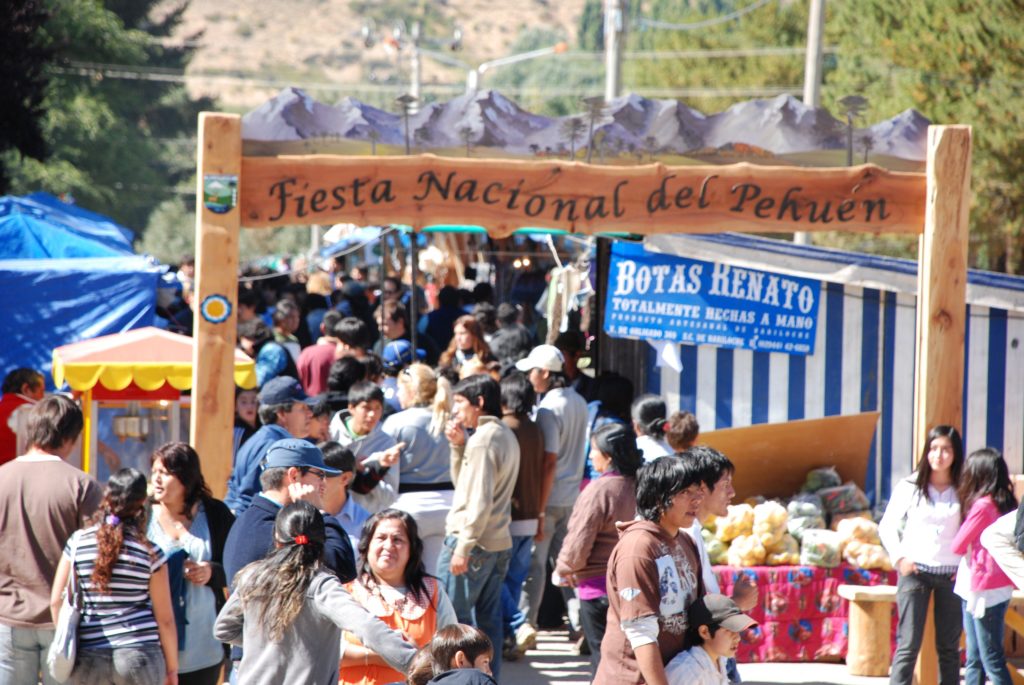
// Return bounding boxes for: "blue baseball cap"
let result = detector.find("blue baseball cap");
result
[263,439,340,475]
[258,377,318,407]
[382,340,426,371]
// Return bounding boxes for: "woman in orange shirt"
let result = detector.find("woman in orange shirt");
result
[339,509,457,685]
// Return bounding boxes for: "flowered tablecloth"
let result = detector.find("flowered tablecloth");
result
[713,564,897,663]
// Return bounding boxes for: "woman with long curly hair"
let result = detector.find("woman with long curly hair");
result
[437,316,494,376]
[49,468,178,685]
[339,509,456,685]
[147,443,235,685]
[213,501,416,685]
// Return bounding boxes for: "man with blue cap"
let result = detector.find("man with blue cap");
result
[222,438,356,679]
[226,377,317,515]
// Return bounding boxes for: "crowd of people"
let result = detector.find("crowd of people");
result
[2,260,1024,685]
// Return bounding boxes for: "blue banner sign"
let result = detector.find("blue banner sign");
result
[605,242,820,355]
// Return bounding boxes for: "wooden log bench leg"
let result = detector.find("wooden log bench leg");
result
[838,584,897,678]
[847,597,893,676]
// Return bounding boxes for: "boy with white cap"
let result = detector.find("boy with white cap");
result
[665,594,757,685]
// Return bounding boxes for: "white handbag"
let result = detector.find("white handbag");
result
[47,532,82,683]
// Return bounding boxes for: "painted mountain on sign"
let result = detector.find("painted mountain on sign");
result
[241,88,929,163]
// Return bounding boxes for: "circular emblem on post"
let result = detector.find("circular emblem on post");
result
[200,294,232,324]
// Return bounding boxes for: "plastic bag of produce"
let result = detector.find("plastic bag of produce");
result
[707,537,730,565]
[802,466,842,493]
[726,534,766,567]
[787,493,825,520]
[834,516,881,545]
[714,504,754,543]
[843,540,892,571]
[787,515,826,542]
[799,529,842,568]
[829,510,873,531]
[765,534,800,566]
[818,482,871,515]
[753,501,788,548]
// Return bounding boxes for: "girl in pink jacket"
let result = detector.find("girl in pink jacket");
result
[952,447,1018,685]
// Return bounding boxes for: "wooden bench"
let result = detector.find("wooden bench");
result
[837,585,1024,682]
[836,584,897,676]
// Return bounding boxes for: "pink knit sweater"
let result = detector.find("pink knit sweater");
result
[951,495,1014,591]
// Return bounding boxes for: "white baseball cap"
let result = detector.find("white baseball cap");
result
[515,344,565,373]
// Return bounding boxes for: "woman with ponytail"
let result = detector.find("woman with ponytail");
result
[630,394,671,462]
[49,468,178,685]
[555,423,643,674]
[381,363,454,572]
[214,501,416,685]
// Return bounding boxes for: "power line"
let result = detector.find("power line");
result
[50,61,799,99]
[637,0,777,31]
[562,46,840,60]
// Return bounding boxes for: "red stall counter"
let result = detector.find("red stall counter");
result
[713,564,897,663]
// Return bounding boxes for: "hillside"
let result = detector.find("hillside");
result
[175,0,587,110]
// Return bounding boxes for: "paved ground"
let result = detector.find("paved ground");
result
[502,630,891,684]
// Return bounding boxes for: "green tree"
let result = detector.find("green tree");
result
[0,0,52,193]
[2,0,213,239]
[825,0,1024,273]
[561,117,587,158]
[628,0,811,113]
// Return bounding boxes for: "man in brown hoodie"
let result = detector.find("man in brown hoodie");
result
[593,455,707,685]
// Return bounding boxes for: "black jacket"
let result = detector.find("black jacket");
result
[202,496,235,614]
[428,669,498,685]
[222,494,355,586]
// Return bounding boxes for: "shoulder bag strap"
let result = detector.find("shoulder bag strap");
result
[66,532,82,610]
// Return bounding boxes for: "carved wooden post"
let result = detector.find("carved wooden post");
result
[912,125,972,684]
[191,113,242,498]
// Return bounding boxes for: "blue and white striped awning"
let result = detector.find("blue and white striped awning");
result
[643,234,1024,503]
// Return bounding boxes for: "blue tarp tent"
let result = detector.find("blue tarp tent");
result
[0,256,164,390]
[0,193,135,259]
[0,194,161,388]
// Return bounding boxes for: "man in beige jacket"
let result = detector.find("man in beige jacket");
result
[439,374,520,681]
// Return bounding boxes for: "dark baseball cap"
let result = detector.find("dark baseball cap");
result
[690,594,757,633]
[382,340,426,371]
[258,377,317,406]
[263,439,340,475]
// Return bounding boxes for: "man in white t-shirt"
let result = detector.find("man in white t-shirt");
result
[682,444,758,683]
[514,344,588,651]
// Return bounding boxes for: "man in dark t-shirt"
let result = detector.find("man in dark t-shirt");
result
[0,396,102,682]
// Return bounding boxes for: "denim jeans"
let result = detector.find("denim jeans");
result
[578,595,608,675]
[519,505,573,628]
[0,624,58,685]
[963,599,1013,685]
[437,536,511,682]
[71,644,166,685]
[726,657,741,683]
[890,570,962,685]
[500,534,535,636]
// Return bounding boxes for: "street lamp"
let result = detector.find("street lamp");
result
[362,18,463,113]
[464,42,569,95]
[394,93,420,354]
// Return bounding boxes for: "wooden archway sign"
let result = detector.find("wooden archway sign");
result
[193,113,968,681]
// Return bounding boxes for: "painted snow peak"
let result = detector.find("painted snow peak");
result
[241,89,929,167]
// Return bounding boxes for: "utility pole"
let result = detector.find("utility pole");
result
[795,0,826,246]
[604,0,625,101]
[802,0,825,108]
[409,21,421,114]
